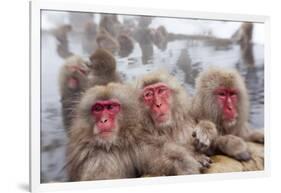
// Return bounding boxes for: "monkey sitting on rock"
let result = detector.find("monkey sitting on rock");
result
[191,67,264,173]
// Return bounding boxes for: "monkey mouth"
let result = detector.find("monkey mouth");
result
[99,129,114,138]
[154,113,168,122]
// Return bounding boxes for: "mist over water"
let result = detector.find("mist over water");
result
[40,12,264,183]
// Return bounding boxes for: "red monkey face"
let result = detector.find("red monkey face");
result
[142,83,172,125]
[214,87,238,122]
[66,64,88,89]
[91,99,121,138]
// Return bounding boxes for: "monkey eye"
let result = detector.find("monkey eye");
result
[218,92,226,96]
[229,91,237,96]
[144,90,153,99]
[107,103,121,112]
[92,104,104,112]
[158,87,168,94]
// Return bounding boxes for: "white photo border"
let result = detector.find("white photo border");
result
[30,1,271,192]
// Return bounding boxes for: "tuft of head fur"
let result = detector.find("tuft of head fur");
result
[89,48,117,75]
[192,67,249,133]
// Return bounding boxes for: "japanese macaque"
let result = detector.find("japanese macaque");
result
[117,33,134,58]
[136,71,213,173]
[59,56,89,131]
[52,24,73,59]
[82,20,98,55]
[176,48,199,85]
[66,83,141,181]
[52,24,72,44]
[96,28,120,54]
[191,67,264,161]
[232,22,255,67]
[99,15,121,38]
[152,25,168,51]
[88,48,122,86]
[134,28,154,64]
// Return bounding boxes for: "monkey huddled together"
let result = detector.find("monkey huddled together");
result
[58,47,264,181]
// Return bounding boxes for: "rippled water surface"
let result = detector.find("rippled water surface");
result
[41,32,264,183]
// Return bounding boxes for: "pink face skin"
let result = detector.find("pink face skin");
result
[67,65,87,89]
[91,100,121,137]
[142,83,171,124]
[214,87,238,121]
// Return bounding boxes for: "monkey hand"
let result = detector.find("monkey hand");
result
[215,135,251,161]
[194,153,212,169]
[192,120,218,153]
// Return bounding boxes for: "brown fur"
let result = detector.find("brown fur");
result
[96,28,120,54]
[82,20,98,55]
[191,67,264,161]
[135,71,209,175]
[88,48,122,86]
[99,15,121,38]
[66,83,142,181]
[117,33,134,58]
[59,55,89,132]
[153,25,168,51]
[53,25,73,59]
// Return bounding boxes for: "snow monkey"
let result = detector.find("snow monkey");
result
[66,83,203,180]
[66,83,141,181]
[88,48,122,86]
[59,48,121,132]
[191,67,264,161]
[59,55,89,131]
[136,71,215,173]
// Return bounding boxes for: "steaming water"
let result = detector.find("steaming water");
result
[40,30,264,183]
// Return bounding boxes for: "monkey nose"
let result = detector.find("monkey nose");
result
[156,103,162,108]
[100,118,108,123]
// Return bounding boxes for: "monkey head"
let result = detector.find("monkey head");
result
[76,83,140,147]
[138,71,191,128]
[59,55,89,95]
[194,67,249,129]
[89,48,117,75]
[142,82,172,125]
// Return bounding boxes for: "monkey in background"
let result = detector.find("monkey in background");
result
[88,48,122,86]
[96,27,120,55]
[59,48,122,132]
[52,24,73,59]
[82,20,98,55]
[99,15,121,38]
[232,22,255,67]
[59,55,89,131]
[191,67,264,161]
[117,33,134,58]
[136,71,215,173]
[152,25,169,51]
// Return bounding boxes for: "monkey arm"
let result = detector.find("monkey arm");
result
[237,123,264,144]
[192,120,218,153]
[213,135,251,161]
